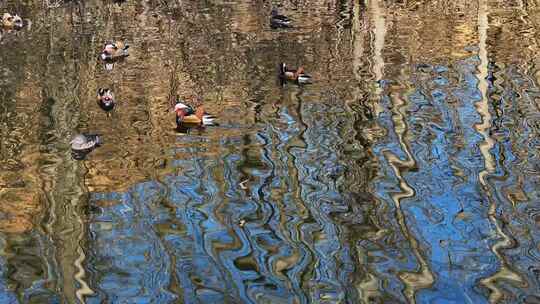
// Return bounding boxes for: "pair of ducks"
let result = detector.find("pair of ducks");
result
[70,87,112,158]
[171,63,312,130]
[170,63,312,129]
[93,41,130,113]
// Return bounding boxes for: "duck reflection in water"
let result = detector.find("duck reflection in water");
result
[70,134,101,160]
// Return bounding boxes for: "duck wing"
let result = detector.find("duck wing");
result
[84,134,102,146]
[196,106,217,126]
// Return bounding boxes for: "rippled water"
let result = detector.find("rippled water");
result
[1,0,540,303]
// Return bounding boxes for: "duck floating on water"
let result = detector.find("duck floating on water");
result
[97,88,115,111]
[174,97,217,130]
[279,63,312,84]
[2,13,23,30]
[70,134,101,160]
[100,41,129,61]
[270,9,292,28]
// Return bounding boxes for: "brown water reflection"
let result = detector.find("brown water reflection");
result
[1,0,540,303]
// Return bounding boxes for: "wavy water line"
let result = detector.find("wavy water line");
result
[294,100,360,302]
[347,6,385,298]
[475,1,526,301]
[266,96,312,303]
[383,89,434,302]
[74,239,94,303]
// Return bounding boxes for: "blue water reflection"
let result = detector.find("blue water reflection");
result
[87,96,357,303]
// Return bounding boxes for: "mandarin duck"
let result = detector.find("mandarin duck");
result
[97,88,115,111]
[174,97,217,128]
[279,63,312,84]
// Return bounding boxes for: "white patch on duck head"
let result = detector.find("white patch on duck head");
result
[174,103,189,111]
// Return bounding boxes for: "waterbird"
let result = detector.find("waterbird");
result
[97,88,115,111]
[71,134,101,151]
[100,41,129,61]
[279,62,312,84]
[270,8,292,28]
[173,96,217,129]
[2,13,23,30]
[70,134,101,160]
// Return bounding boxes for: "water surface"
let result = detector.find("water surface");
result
[1,0,540,303]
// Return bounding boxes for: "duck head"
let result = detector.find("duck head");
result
[100,43,115,60]
[174,103,190,122]
[2,13,23,30]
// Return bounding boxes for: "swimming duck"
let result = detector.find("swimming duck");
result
[97,88,115,111]
[100,41,129,61]
[71,134,101,151]
[174,97,217,128]
[70,134,101,160]
[2,13,23,30]
[270,9,292,28]
[279,63,312,84]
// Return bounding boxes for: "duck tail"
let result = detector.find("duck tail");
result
[202,115,217,126]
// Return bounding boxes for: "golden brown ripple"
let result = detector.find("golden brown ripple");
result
[0,189,41,234]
